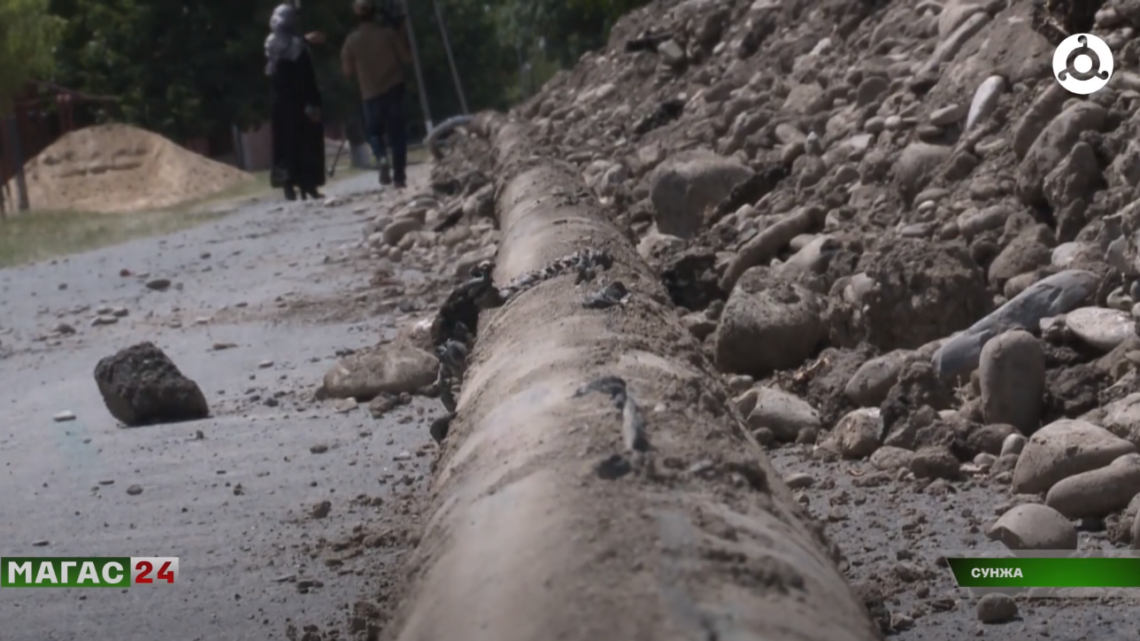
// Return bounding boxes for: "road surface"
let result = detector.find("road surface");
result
[0,170,434,640]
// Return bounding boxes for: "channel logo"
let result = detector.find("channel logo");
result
[1053,33,1113,95]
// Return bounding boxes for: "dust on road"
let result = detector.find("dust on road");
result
[0,170,435,640]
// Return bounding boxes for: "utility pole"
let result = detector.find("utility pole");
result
[6,115,29,211]
[399,0,434,133]
[431,0,468,114]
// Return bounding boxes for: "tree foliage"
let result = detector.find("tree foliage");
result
[0,0,65,112]
[37,0,652,140]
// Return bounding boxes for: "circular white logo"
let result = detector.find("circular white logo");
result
[1053,33,1114,95]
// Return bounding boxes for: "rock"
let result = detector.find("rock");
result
[1131,507,1140,549]
[870,446,914,470]
[126,484,144,496]
[319,343,437,401]
[1012,84,1068,160]
[911,446,961,480]
[1043,142,1100,211]
[979,330,1044,434]
[845,350,909,407]
[968,424,1018,456]
[930,103,967,127]
[976,594,1019,624]
[784,472,815,490]
[145,278,172,291]
[1102,393,1140,447]
[932,270,1098,380]
[895,143,952,204]
[845,239,990,352]
[832,407,883,459]
[382,218,424,246]
[93,342,209,426]
[680,312,717,340]
[1046,453,1140,518]
[987,225,1052,286]
[637,230,685,260]
[53,411,76,422]
[1018,102,1106,206]
[987,503,1077,550]
[856,76,889,106]
[745,387,821,442]
[649,150,754,239]
[1065,307,1135,352]
[957,204,1010,240]
[1011,419,1137,494]
[1001,433,1027,456]
[966,75,1006,131]
[714,271,825,377]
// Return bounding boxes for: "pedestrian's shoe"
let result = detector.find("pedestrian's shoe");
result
[303,187,324,200]
[283,184,297,201]
[378,157,392,185]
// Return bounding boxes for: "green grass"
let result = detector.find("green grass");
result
[0,170,278,268]
[0,207,229,268]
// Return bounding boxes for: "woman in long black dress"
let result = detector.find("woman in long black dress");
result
[265,3,326,201]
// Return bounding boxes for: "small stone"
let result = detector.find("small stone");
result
[784,472,815,489]
[126,485,144,496]
[911,447,960,480]
[53,411,76,422]
[310,444,329,454]
[987,503,1077,550]
[1001,433,1027,456]
[1066,307,1134,351]
[311,500,332,519]
[930,103,967,126]
[145,278,172,291]
[32,540,49,547]
[91,315,118,326]
[976,593,1018,623]
[258,360,274,369]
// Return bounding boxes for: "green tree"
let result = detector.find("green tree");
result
[0,0,65,112]
[48,0,274,139]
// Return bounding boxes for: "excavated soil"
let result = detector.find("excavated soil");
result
[8,123,253,213]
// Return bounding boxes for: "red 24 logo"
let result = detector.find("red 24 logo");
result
[134,559,175,584]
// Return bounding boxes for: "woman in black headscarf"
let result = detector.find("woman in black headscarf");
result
[265,3,326,201]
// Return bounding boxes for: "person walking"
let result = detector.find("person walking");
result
[342,0,412,189]
[265,3,326,201]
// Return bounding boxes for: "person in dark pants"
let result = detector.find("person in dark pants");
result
[342,0,412,188]
[266,3,326,201]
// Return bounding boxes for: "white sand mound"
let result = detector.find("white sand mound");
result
[8,123,254,213]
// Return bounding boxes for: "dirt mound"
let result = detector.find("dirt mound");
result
[9,123,253,213]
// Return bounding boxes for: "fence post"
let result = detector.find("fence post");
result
[231,125,247,170]
[7,115,29,212]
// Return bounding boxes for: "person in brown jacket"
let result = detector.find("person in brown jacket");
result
[342,0,413,188]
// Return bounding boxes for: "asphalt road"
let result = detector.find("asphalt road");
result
[0,170,434,640]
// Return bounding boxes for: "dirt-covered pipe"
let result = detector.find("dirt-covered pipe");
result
[391,113,881,641]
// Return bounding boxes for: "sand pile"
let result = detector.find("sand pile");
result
[9,123,253,213]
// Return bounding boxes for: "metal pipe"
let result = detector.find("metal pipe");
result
[431,0,468,114]
[399,0,434,133]
[424,114,473,160]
